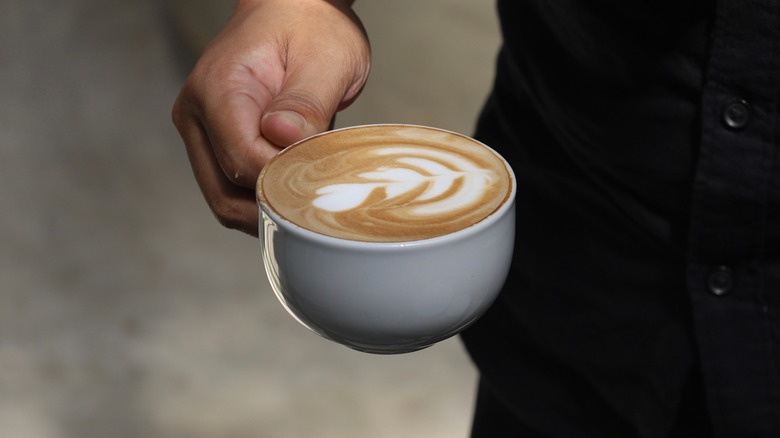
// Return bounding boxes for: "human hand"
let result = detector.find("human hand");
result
[172,0,370,236]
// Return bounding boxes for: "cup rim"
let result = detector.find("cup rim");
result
[256,123,516,249]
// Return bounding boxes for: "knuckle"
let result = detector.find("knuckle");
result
[219,154,256,188]
[209,197,244,230]
[171,99,186,130]
[171,84,204,133]
[171,90,191,130]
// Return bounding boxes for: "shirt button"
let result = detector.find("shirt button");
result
[721,99,750,130]
[708,266,733,296]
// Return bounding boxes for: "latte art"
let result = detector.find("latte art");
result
[313,147,496,216]
[258,125,511,242]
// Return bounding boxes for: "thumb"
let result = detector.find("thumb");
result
[260,52,368,148]
[260,74,349,147]
[260,105,324,149]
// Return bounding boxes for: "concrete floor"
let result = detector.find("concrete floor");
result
[0,1,500,437]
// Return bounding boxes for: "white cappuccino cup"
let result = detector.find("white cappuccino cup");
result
[257,124,516,354]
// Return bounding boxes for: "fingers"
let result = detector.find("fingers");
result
[173,94,260,236]
[199,65,283,189]
[172,0,370,237]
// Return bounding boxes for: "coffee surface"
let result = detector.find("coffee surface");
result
[258,125,512,242]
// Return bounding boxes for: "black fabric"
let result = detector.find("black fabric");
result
[470,373,712,437]
[461,0,780,436]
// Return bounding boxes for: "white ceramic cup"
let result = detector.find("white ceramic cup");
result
[257,125,516,354]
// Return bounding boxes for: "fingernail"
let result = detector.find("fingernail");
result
[264,110,307,131]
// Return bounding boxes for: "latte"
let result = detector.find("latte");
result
[257,125,512,242]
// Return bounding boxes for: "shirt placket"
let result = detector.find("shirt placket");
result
[686,0,780,435]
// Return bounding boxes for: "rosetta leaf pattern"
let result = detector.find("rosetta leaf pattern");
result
[312,156,493,214]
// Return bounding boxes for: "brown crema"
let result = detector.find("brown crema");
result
[257,125,512,242]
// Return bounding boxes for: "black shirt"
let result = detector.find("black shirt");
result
[461,0,780,436]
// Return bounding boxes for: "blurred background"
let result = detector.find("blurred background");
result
[0,1,500,437]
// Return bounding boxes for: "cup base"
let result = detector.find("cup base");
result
[342,342,434,355]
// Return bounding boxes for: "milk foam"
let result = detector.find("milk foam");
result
[312,147,496,216]
[258,125,511,242]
